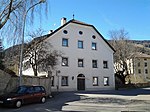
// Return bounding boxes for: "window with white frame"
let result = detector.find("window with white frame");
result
[92,60,98,68]
[92,42,97,50]
[93,77,98,86]
[62,38,68,47]
[61,76,68,86]
[62,57,68,66]
[78,59,84,67]
[78,40,83,49]
[104,77,109,86]
[103,61,108,69]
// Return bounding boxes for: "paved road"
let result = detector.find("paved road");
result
[1,88,150,112]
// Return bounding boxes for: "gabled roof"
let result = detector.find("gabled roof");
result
[41,19,115,52]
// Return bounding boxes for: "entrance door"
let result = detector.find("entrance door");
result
[77,74,85,90]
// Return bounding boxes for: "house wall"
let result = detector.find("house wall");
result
[127,57,150,83]
[45,23,115,91]
[134,57,150,82]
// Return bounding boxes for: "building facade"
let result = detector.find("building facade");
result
[23,18,115,91]
[127,53,150,83]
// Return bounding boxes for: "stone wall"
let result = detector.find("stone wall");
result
[0,70,51,95]
[0,70,12,94]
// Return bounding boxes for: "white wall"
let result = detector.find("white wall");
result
[45,22,115,91]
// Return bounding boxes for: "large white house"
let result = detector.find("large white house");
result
[23,18,115,91]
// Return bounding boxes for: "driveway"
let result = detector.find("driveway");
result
[0,87,150,112]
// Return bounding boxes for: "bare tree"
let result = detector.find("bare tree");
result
[3,44,20,72]
[0,0,48,46]
[23,29,61,76]
[0,39,4,68]
[109,29,136,84]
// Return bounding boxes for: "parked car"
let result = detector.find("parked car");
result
[0,85,47,108]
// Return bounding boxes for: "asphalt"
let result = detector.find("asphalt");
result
[1,87,150,112]
[60,88,150,112]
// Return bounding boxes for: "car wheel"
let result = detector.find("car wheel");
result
[15,100,22,108]
[41,97,46,103]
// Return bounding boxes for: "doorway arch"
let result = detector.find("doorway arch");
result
[77,74,85,90]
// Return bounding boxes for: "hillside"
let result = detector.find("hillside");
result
[108,40,150,55]
[131,40,150,48]
[130,40,150,55]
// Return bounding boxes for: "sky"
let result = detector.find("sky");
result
[2,0,150,48]
[32,0,150,41]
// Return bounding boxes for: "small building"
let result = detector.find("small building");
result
[23,18,115,91]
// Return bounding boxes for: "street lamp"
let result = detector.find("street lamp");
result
[19,0,45,86]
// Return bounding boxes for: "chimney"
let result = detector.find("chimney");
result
[61,17,67,26]
[48,30,53,34]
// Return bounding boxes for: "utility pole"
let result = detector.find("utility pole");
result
[19,0,45,86]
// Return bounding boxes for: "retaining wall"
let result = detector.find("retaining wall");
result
[0,70,51,95]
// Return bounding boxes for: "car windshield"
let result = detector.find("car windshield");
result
[10,86,28,94]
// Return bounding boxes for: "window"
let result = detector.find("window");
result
[51,76,54,86]
[92,35,96,39]
[61,76,68,86]
[78,59,84,67]
[62,57,68,66]
[145,69,148,74]
[104,77,109,86]
[144,62,147,67]
[103,61,108,69]
[137,62,140,67]
[138,69,141,74]
[26,87,34,94]
[92,60,98,68]
[62,38,68,47]
[78,40,83,49]
[63,30,68,34]
[93,77,98,86]
[79,31,83,35]
[92,42,97,50]
[34,86,42,93]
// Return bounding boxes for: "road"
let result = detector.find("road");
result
[1,87,150,112]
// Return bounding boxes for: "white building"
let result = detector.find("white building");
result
[23,18,115,91]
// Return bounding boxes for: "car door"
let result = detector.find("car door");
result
[23,87,35,104]
[33,86,43,102]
